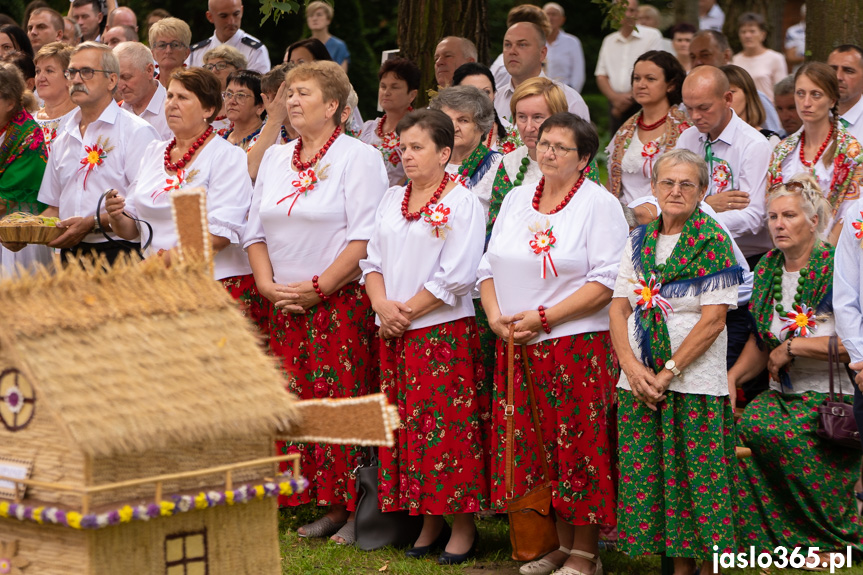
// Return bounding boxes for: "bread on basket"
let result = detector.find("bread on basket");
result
[0,212,64,244]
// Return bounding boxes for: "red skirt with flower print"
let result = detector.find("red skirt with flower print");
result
[270,281,378,509]
[221,274,272,342]
[489,332,619,526]
[378,317,491,515]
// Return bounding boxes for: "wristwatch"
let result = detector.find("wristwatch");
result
[665,359,681,377]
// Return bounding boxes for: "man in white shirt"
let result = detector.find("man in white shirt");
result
[434,37,477,88]
[676,66,772,265]
[688,30,783,135]
[494,22,589,124]
[828,44,863,142]
[115,42,172,140]
[698,0,725,32]
[784,4,805,72]
[595,0,663,132]
[32,42,159,263]
[69,0,104,43]
[542,2,585,92]
[187,0,270,74]
[27,8,64,53]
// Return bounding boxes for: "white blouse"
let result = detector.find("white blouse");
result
[359,118,406,187]
[614,233,738,396]
[244,134,388,285]
[446,150,502,215]
[768,268,835,395]
[478,178,628,343]
[781,147,852,234]
[34,108,76,156]
[360,183,485,331]
[125,136,253,280]
[604,127,662,205]
[498,146,542,190]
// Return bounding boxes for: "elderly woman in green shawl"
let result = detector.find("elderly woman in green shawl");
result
[0,62,50,276]
[609,149,744,575]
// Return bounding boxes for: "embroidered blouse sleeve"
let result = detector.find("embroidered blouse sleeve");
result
[359,186,399,281]
[584,190,628,289]
[344,142,388,242]
[205,144,253,243]
[242,145,275,249]
[425,190,486,306]
[834,200,863,363]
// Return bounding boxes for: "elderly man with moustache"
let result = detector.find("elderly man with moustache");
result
[434,36,477,88]
[187,0,270,74]
[114,42,171,140]
[8,42,159,263]
[688,30,783,135]
[494,21,589,125]
[828,44,863,142]
[27,8,64,53]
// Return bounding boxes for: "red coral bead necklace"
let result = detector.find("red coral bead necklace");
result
[799,124,834,168]
[532,172,586,214]
[293,125,342,171]
[636,113,667,132]
[402,172,449,221]
[164,125,214,172]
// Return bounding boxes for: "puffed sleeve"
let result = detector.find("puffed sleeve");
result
[344,140,388,242]
[613,235,636,299]
[835,199,863,363]
[359,185,399,282]
[584,187,628,289]
[243,145,276,249]
[205,143,252,244]
[425,189,486,306]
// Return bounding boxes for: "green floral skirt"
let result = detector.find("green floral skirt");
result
[617,390,737,560]
[734,390,863,553]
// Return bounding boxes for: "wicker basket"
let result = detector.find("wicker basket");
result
[0,212,63,245]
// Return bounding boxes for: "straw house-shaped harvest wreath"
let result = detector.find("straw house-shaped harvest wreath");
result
[0,191,397,574]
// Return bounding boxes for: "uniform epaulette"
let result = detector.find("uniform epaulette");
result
[190,38,212,52]
[241,36,263,49]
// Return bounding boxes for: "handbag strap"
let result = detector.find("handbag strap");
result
[521,344,552,485]
[828,335,837,402]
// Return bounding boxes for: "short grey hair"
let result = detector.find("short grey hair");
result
[114,41,154,73]
[461,38,478,61]
[203,44,247,70]
[73,41,120,76]
[543,2,564,16]
[767,172,831,234]
[428,85,494,135]
[651,149,710,191]
[774,74,796,97]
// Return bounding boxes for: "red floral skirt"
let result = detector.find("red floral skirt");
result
[490,332,619,526]
[270,282,378,509]
[221,274,272,341]
[378,317,491,515]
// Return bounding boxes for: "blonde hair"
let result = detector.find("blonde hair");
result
[510,76,567,119]
[285,61,350,125]
[767,172,831,235]
[148,17,191,47]
[203,44,247,70]
[34,41,74,70]
[307,1,333,20]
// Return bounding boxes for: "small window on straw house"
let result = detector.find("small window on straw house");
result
[164,530,208,575]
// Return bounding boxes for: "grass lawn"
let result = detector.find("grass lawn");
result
[279,505,863,574]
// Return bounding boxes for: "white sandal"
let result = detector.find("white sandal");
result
[550,549,603,575]
[519,546,572,575]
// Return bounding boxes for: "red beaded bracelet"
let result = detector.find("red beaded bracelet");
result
[312,275,329,301]
[538,305,551,334]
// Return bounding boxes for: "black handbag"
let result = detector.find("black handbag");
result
[354,447,424,551]
[816,336,862,450]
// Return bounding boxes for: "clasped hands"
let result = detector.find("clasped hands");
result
[261,281,322,315]
[373,299,413,339]
[489,310,544,344]
[622,359,673,411]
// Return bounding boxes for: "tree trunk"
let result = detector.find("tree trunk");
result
[398,0,489,107]
[805,0,863,61]
[721,0,784,53]
[672,0,699,27]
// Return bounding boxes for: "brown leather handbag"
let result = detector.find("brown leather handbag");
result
[505,326,559,561]
[816,335,862,450]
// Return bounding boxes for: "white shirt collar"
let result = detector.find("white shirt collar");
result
[144,82,167,116]
[65,99,121,138]
[842,96,863,125]
[699,109,740,146]
[506,70,547,94]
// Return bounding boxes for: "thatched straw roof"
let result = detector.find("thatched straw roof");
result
[0,256,298,458]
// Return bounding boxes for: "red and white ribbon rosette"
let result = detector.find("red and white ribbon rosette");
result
[77,137,112,189]
[780,303,817,338]
[634,274,673,318]
[529,223,558,279]
[152,168,188,202]
[641,140,660,178]
[277,168,319,216]
[712,163,731,192]
[853,211,863,247]
[421,203,451,238]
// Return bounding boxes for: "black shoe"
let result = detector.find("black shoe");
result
[404,522,451,559]
[437,528,479,565]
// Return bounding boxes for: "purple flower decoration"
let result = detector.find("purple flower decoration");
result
[81,515,99,529]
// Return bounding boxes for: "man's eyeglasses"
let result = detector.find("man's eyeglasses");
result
[536,141,578,157]
[152,41,187,51]
[656,179,699,193]
[64,67,111,80]
[222,91,254,102]
[204,61,233,72]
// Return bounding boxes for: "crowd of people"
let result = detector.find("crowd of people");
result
[3,0,863,574]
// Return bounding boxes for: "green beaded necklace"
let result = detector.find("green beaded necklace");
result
[513,155,530,187]
[772,265,812,315]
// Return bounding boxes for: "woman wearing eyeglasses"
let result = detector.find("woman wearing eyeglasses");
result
[222,70,265,152]
[202,44,247,135]
[728,174,863,566]
[609,149,744,575]
[479,113,626,575]
[148,17,191,89]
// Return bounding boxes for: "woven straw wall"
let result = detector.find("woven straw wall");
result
[90,498,280,575]
[0,519,89,574]
[90,438,274,508]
